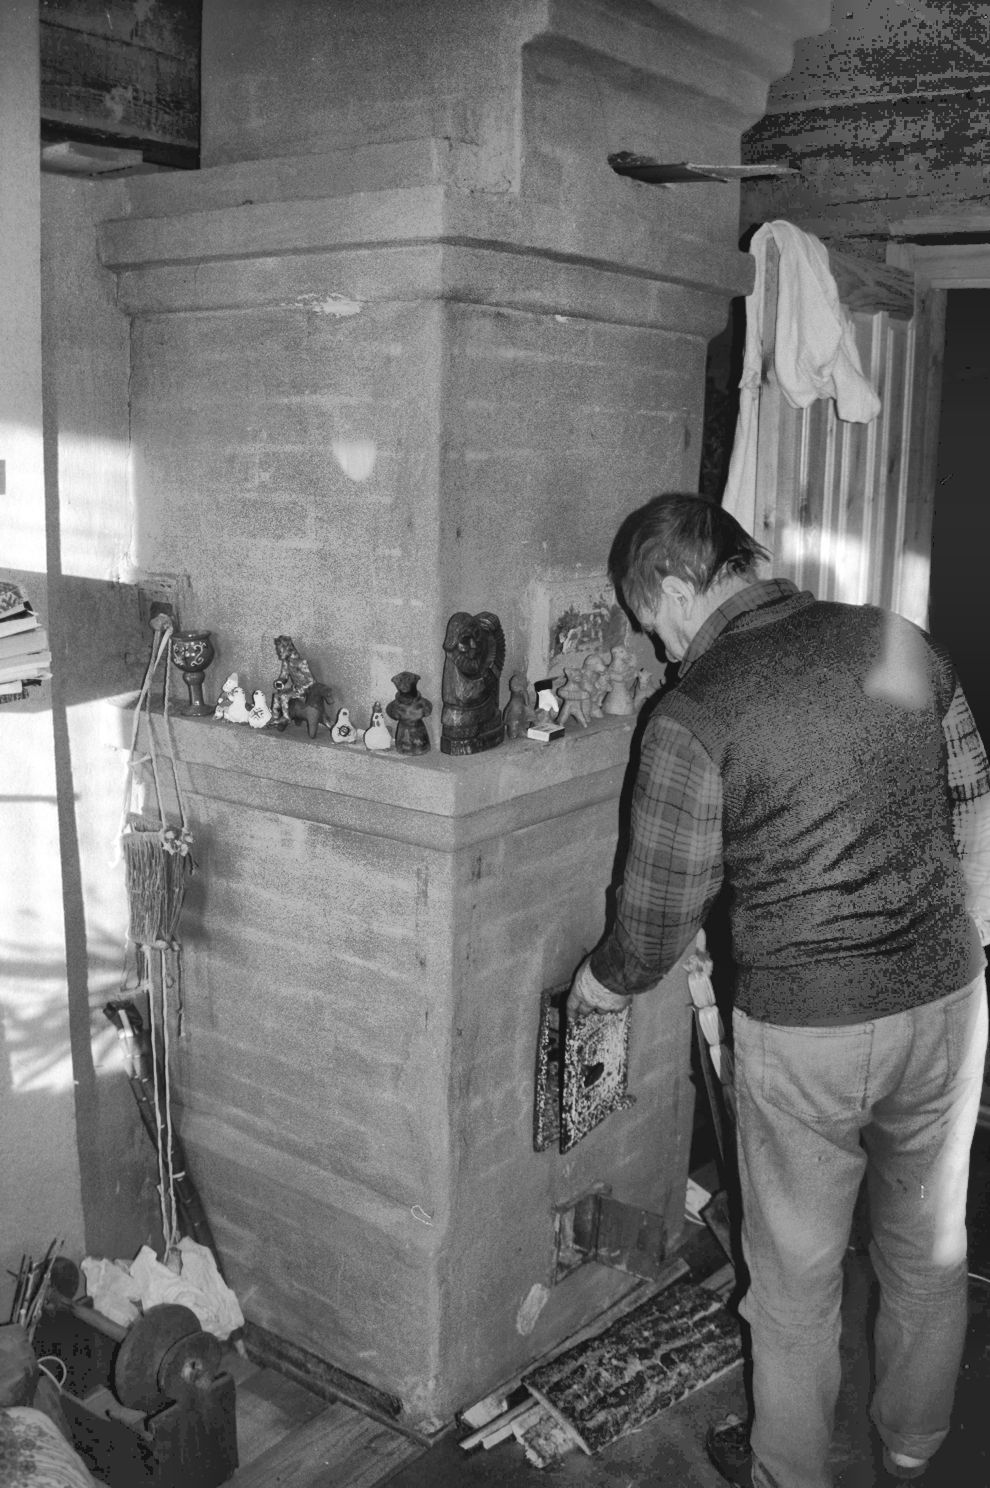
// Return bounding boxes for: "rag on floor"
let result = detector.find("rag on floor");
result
[81,1238,244,1340]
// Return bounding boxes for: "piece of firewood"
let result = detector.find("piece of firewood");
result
[459,1398,537,1450]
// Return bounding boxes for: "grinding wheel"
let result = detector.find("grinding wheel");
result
[157,1329,222,1400]
[49,1256,80,1300]
[113,1303,203,1412]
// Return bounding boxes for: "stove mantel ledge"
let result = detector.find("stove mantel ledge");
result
[111,700,640,851]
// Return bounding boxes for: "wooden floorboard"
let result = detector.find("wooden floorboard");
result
[230,1398,422,1487]
[226,1350,329,1469]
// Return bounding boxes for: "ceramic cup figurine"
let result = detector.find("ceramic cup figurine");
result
[386,672,433,755]
[440,611,506,756]
[170,630,215,716]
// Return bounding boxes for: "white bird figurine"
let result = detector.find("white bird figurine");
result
[224,684,251,725]
[247,689,273,729]
[214,671,240,720]
[331,706,357,744]
[363,704,393,751]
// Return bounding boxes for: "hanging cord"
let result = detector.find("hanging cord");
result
[159,624,190,839]
[161,943,180,1254]
[118,619,193,1261]
[148,952,180,1259]
[147,960,170,1252]
[118,622,172,841]
[118,616,193,851]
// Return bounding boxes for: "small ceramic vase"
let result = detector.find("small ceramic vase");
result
[171,630,215,716]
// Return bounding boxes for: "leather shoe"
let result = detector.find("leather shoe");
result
[881,1447,928,1481]
[706,1415,754,1488]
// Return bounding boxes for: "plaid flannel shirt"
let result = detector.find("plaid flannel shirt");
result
[588,581,990,996]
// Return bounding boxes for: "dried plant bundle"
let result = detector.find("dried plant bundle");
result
[122,812,194,946]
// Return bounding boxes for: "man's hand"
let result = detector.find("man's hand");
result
[567,958,632,1020]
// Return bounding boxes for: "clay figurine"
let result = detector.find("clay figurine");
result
[634,666,663,709]
[270,635,315,732]
[580,651,611,718]
[527,676,565,743]
[364,703,393,751]
[440,611,506,756]
[386,672,432,755]
[289,681,335,739]
[223,681,251,724]
[331,706,359,744]
[556,669,592,728]
[502,674,532,740]
[247,689,273,729]
[602,644,639,716]
[532,679,560,726]
[214,672,240,721]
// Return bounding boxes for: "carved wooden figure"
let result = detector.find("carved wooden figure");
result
[440,611,506,756]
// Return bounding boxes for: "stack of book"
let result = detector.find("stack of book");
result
[0,580,51,703]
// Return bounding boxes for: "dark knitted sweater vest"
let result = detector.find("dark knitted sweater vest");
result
[660,590,983,1023]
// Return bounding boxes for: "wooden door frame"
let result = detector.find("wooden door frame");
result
[887,217,990,626]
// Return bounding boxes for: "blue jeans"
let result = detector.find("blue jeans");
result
[732,975,987,1488]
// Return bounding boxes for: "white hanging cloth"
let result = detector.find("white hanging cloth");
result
[722,219,882,537]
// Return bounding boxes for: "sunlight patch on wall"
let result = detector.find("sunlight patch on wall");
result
[58,432,133,581]
[5,1009,75,1094]
[0,710,70,1097]
[0,419,45,570]
[332,439,377,482]
[776,520,868,604]
[894,549,931,631]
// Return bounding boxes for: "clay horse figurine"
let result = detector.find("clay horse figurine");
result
[440,611,506,756]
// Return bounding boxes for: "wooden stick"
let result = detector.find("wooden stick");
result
[459,1398,536,1450]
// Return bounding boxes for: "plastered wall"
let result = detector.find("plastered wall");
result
[741,0,990,251]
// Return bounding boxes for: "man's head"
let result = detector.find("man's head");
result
[608,493,769,660]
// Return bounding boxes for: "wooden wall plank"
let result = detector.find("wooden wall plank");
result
[40,0,200,157]
[758,303,921,622]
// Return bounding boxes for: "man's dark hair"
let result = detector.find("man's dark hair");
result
[609,493,770,616]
